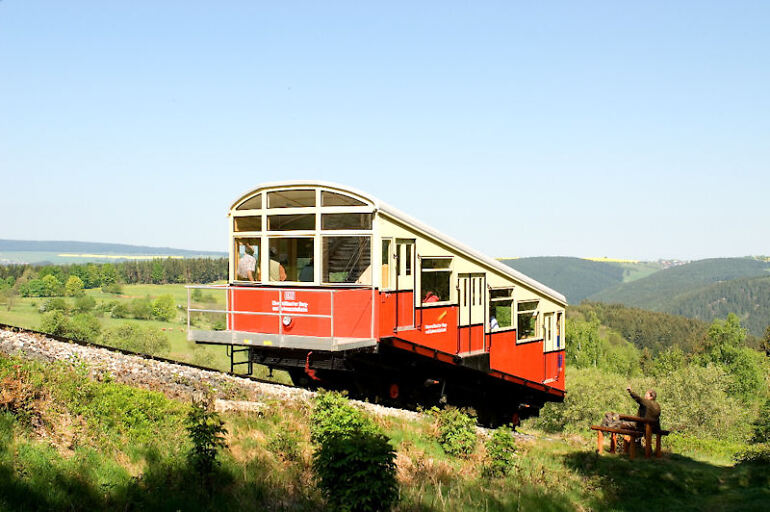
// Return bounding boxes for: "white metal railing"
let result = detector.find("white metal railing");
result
[186,284,376,347]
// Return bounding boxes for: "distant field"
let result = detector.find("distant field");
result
[0,251,223,265]
[0,283,289,382]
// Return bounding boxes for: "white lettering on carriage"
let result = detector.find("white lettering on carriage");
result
[271,300,309,313]
[425,322,447,334]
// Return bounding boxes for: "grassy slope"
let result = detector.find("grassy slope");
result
[1,353,767,511]
[0,284,288,380]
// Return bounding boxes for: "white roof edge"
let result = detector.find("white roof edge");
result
[231,180,567,305]
[377,202,568,306]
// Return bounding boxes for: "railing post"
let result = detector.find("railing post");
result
[278,289,283,337]
[186,287,191,336]
[370,285,375,339]
[330,289,335,348]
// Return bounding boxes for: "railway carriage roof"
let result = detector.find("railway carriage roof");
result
[231,180,568,305]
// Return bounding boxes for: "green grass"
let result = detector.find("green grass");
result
[0,283,290,382]
[0,354,768,512]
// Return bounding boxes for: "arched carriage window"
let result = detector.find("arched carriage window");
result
[231,186,374,286]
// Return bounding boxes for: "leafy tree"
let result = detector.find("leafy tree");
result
[111,302,131,319]
[65,275,85,297]
[69,313,102,341]
[762,325,770,356]
[84,264,102,288]
[566,314,603,369]
[40,274,64,297]
[151,294,176,322]
[40,311,72,337]
[100,263,118,287]
[752,398,770,443]
[40,297,69,313]
[431,407,477,457]
[151,261,165,284]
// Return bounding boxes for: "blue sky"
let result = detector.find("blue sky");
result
[1,1,768,260]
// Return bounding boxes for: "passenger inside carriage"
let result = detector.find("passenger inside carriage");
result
[237,242,258,281]
[422,290,440,303]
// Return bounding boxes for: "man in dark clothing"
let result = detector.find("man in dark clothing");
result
[624,386,661,432]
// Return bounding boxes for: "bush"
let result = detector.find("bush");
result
[483,425,517,478]
[431,407,477,457]
[752,398,770,443]
[312,430,398,512]
[69,313,101,342]
[130,297,153,320]
[733,443,770,465]
[111,302,130,319]
[267,426,303,463]
[39,311,101,342]
[101,324,170,355]
[310,391,397,512]
[40,311,72,337]
[310,390,378,445]
[102,282,123,295]
[73,294,97,314]
[39,297,69,313]
[151,294,176,322]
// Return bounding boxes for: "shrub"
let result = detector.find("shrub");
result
[733,444,770,465]
[312,430,398,512]
[752,398,770,443]
[39,297,69,313]
[267,427,303,463]
[151,294,176,321]
[310,390,378,445]
[101,324,170,355]
[483,425,517,478]
[68,313,102,342]
[431,407,477,457]
[130,297,153,320]
[111,302,130,319]
[186,397,228,480]
[102,282,123,295]
[310,391,397,511]
[73,294,97,314]
[40,311,72,337]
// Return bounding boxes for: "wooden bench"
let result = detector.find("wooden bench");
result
[590,415,669,459]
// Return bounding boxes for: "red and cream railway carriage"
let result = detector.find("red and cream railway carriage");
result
[188,181,566,424]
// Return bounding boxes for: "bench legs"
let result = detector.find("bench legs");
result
[655,434,662,458]
[610,433,617,454]
[597,430,604,454]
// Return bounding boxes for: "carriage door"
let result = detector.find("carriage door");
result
[395,239,415,330]
[457,273,485,353]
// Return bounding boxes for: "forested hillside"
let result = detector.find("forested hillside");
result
[665,276,770,337]
[500,257,625,303]
[569,302,711,355]
[0,239,225,257]
[588,258,770,336]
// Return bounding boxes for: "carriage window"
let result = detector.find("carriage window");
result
[268,238,314,282]
[323,236,371,284]
[321,213,373,230]
[234,238,261,282]
[381,240,392,289]
[268,214,315,231]
[517,300,539,341]
[405,245,412,276]
[489,288,513,330]
[321,191,367,207]
[234,216,262,232]
[421,258,451,304]
[267,189,316,208]
[236,194,262,210]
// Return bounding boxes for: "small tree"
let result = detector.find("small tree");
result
[41,274,64,297]
[186,396,228,484]
[73,295,97,314]
[65,275,85,297]
[152,294,176,322]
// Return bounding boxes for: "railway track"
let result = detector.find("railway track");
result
[0,322,294,389]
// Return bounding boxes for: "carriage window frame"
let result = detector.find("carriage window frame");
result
[233,237,262,283]
[267,237,315,283]
[517,300,541,342]
[322,235,372,285]
[420,257,453,305]
[488,287,514,332]
[230,187,376,287]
